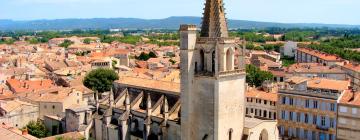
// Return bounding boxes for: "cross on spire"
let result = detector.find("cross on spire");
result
[200,0,229,38]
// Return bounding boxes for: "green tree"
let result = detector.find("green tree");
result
[28,38,39,44]
[83,68,119,93]
[246,64,273,87]
[148,51,157,58]
[83,38,92,44]
[24,120,48,138]
[59,39,74,48]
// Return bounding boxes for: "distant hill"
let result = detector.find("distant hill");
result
[0,16,359,31]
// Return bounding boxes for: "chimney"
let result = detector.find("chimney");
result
[22,129,28,135]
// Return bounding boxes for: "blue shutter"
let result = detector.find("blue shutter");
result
[309,99,313,108]
[286,97,289,105]
[326,116,330,128]
[321,102,326,110]
[308,113,313,124]
[300,113,305,122]
[317,116,321,126]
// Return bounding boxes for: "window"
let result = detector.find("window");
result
[255,109,258,116]
[297,113,301,122]
[259,109,262,116]
[251,108,254,113]
[44,105,47,109]
[339,106,347,113]
[339,118,347,124]
[274,112,276,119]
[246,108,248,114]
[321,116,326,126]
[304,130,308,139]
[305,99,310,108]
[264,100,267,105]
[352,108,357,115]
[313,101,318,109]
[52,105,55,109]
[330,118,334,128]
[290,98,294,105]
[282,97,286,104]
[269,112,272,119]
[263,110,267,118]
[281,111,286,119]
[290,112,293,121]
[305,114,309,123]
[313,115,317,124]
[329,103,335,111]
[228,128,233,140]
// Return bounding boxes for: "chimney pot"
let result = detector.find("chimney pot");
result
[22,129,28,135]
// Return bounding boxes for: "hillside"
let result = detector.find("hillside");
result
[0,16,359,31]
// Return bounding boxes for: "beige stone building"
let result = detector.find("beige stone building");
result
[295,47,345,66]
[277,77,350,140]
[0,99,39,128]
[340,63,360,90]
[243,117,279,140]
[18,87,89,119]
[337,90,360,140]
[286,63,347,81]
[245,88,277,120]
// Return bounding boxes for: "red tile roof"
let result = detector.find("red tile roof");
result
[6,79,55,93]
[339,90,360,106]
[297,47,343,61]
[246,88,278,102]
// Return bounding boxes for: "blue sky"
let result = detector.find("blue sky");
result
[1,0,359,25]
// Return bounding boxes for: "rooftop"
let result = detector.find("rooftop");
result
[0,124,38,140]
[339,90,360,106]
[6,79,55,94]
[287,63,344,74]
[115,76,180,95]
[246,88,277,102]
[297,47,343,62]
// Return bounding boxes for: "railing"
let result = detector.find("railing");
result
[219,69,245,76]
[278,89,339,99]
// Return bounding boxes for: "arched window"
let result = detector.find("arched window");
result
[229,128,233,140]
[212,51,216,73]
[200,50,205,72]
[202,134,208,140]
[259,129,269,140]
[226,48,234,71]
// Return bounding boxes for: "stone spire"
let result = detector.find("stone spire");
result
[200,0,229,38]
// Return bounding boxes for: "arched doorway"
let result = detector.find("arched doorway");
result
[259,129,269,140]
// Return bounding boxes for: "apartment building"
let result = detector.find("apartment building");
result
[340,63,360,90]
[277,77,350,140]
[295,47,345,66]
[337,90,360,140]
[245,88,277,120]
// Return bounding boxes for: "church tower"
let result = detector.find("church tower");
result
[180,0,246,139]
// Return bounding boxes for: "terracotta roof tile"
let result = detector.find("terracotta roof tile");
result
[246,88,278,102]
[339,90,360,106]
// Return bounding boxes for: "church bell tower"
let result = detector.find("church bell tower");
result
[180,0,246,139]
